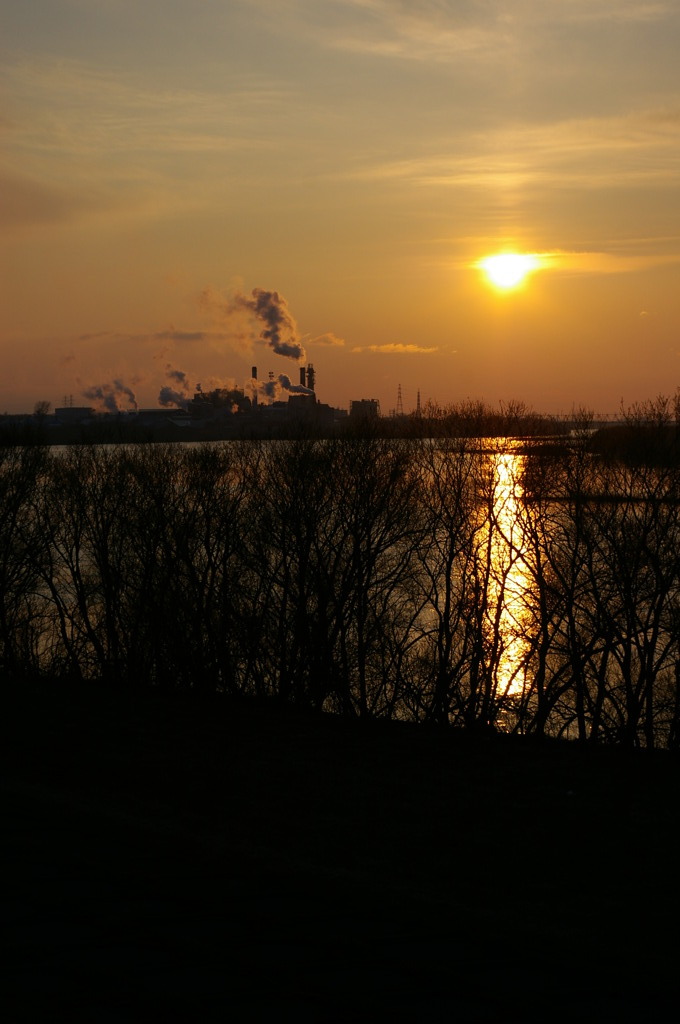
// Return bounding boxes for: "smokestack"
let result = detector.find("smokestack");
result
[299,366,306,389]
[251,367,258,407]
[252,366,257,380]
[306,363,316,392]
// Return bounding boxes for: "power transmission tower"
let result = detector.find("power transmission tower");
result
[396,383,404,416]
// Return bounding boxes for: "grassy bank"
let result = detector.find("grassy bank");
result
[2,682,679,1022]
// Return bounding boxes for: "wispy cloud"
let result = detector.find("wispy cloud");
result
[306,332,345,347]
[350,106,680,194]
[351,343,438,354]
[152,329,215,344]
[79,328,227,345]
[0,56,293,227]
[531,247,680,275]
[245,0,511,63]
[249,0,676,64]
[2,57,291,156]
[0,170,93,228]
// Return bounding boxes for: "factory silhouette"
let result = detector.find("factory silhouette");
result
[1,288,391,440]
[39,361,383,442]
[170,361,354,434]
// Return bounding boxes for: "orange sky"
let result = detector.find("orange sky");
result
[2,1,680,416]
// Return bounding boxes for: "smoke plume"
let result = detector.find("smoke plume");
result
[159,386,188,409]
[83,379,137,413]
[277,373,313,395]
[255,373,314,401]
[158,364,192,409]
[207,286,306,362]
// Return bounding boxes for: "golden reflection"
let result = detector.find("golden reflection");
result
[486,447,532,698]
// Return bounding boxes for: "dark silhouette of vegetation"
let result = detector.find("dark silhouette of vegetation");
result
[592,392,680,466]
[2,393,680,748]
[6,677,680,1022]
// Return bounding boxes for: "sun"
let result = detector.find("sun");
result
[479,252,539,290]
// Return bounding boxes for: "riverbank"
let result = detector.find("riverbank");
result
[2,682,679,1022]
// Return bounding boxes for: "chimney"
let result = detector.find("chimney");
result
[299,366,306,389]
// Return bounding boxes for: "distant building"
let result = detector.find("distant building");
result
[135,409,192,428]
[54,407,95,424]
[287,393,317,414]
[349,398,381,420]
[188,387,251,420]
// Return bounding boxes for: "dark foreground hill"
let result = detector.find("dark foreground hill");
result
[2,683,680,1022]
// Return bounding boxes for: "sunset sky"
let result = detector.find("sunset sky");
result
[2,1,680,416]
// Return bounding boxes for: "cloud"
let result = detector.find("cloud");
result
[511,247,680,276]
[0,171,89,229]
[153,329,211,343]
[0,57,292,229]
[78,331,117,342]
[250,1,675,66]
[351,343,438,354]
[247,0,506,62]
[2,57,290,161]
[307,332,345,347]
[78,327,236,347]
[353,105,680,194]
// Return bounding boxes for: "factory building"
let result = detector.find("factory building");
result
[349,398,381,420]
[54,406,95,424]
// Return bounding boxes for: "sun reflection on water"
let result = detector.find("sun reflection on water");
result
[487,448,532,700]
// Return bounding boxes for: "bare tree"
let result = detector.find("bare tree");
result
[0,446,51,679]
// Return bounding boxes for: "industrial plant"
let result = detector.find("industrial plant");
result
[174,362,346,433]
[0,362,387,442]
